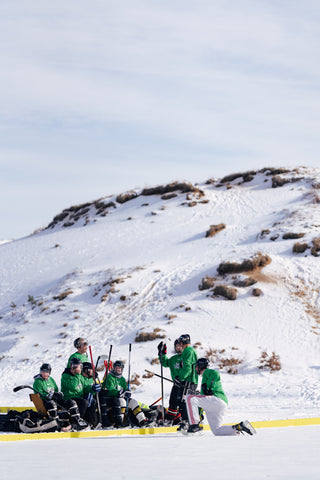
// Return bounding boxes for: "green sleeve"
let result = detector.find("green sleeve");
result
[159,354,170,368]
[82,376,94,394]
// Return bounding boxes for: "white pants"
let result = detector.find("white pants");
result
[186,394,237,436]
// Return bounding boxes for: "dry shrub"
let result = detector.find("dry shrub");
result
[293,242,309,254]
[53,289,73,301]
[212,285,237,300]
[205,348,243,374]
[130,373,141,386]
[271,175,291,188]
[258,351,281,372]
[260,229,270,239]
[252,288,262,297]
[205,223,226,238]
[135,328,166,342]
[217,252,271,275]
[161,193,177,200]
[116,191,138,204]
[282,232,305,240]
[233,276,257,287]
[142,370,154,379]
[311,237,320,257]
[142,181,197,196]
[220,170,256,184]
[199,276,216,290]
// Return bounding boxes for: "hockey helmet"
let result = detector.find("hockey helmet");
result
[195,357,209,373]
[70,357,83,369]
[73,337,88,349]
[40,363,52,374]
[178,334,191,345]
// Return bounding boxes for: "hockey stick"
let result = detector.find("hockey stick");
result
[144,369,173,383]
[13,385,66,411]
[125,343,132,421]
[13,385,37,393]
[160,354,165,422]
[149,396,162,407]
[89,345,102,424]
[102,345,113,382]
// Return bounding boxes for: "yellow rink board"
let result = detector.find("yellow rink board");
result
[0,411,319,442]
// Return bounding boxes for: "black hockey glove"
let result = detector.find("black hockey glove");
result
[157,341,164,355]
[202,384,213,396]
[123,390,131,400]
[161,343,167,355]
[52,392,64,403]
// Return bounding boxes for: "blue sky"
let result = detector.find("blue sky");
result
[1,0,320,239]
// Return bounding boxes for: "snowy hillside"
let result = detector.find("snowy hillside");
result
[0,166,319,422]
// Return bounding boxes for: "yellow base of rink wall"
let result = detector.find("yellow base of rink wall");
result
[1,407,319,442]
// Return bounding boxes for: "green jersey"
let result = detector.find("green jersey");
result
[67,352,89,368]
[201,368,228,405]
[102,372,127,396]
[159,353,182,380]
[61,371,92,400]
[177,346,198,384]
[33,375,58,401]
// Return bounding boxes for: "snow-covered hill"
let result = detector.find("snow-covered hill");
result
[1,166,319,421]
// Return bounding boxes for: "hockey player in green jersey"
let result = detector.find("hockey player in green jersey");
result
[185,357,256,436]
[61,357,101,430]
[100,360,152,428]
[67,337,89,368]
[33,363,60,419]
[173,334,198,429]
[157,339,183,425]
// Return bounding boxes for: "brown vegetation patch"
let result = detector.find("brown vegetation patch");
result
[258,351,281,372]
[53,289,73,301]
[205,223,226,238]
[142,181,197,196]
[161,193,177,200]
[259,229,270,239]
[252,288,262,297]
[217,252,271,275]
[220,170,257,184]
[212,285,237,300]
[311,237,320,257]
[135,328,166,342]
[233,276,257,287]
[205,348,243,374]
[293,242,309,254]
[116,191,138,204]
[282,232,305,240]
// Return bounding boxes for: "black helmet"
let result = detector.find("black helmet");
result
[82,362,93,374]
[74,337,88,349]
[40,363,51,374]
[178,334,191,345]
[196,358,209,373]
[113,360,124,370]
[70,357,83,369]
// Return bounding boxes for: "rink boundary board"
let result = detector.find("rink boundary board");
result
[0,412,320,442]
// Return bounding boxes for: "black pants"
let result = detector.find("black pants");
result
[167,382,197,422]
